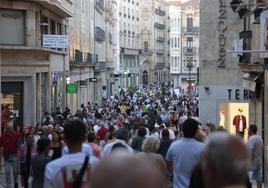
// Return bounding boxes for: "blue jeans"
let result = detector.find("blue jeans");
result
[4,155,18,186]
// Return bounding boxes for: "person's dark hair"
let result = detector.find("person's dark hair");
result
[182,118,200,138]
[88,132,96,143]
[162,129,170,139]
[116,128,130,141]
[37,138,51,154]
[63,120,86,145]
[249,124,257,134]
[51,131,61,142]
[137,126,147,137]
[111,142,128,152]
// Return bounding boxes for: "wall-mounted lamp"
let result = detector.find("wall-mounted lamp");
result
[204,86,211,94]
[238,7,250,19]
[230,0,242,12]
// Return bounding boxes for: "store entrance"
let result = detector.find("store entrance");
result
[1,82,23,129]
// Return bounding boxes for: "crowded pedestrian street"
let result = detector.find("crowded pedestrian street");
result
[1,0,268,188]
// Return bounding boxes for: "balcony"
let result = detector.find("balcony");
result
[156,49,165,55]
[154,22,165,30]
[155,8,166,16]
[21,0,72,17]
[183,47,197,55]
[84,52,94,64]
[155,63,165,69]
[95,27,105,42]
[94,62,107,72]
[156,36,165,42]
[70,49,83,63]
[141,49,154,54]
[183,27,199,34]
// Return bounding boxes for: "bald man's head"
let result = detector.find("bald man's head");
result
[91,152,166,188]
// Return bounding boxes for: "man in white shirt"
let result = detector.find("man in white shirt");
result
[44,120,98,188]
[103,128,133,157]
[166,118,204,188]
[247,124,263,188]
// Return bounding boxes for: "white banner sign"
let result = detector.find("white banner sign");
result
[260,10,268,58]
[43,35,68,48]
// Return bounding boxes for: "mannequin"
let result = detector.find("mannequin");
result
[232,108,247,137]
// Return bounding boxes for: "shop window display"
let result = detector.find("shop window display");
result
[218,103,249,141]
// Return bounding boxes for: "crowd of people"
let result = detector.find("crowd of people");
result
[0,86,264,188]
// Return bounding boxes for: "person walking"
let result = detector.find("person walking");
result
[49,131,62,160]
[18,133,37,188]
[201,132,251,188]
[44,120,97,188]
[31,138,51,188]
[131,126,146,152]
[0,122,20,188]
[247,124,263,188]
[166,118,204,188]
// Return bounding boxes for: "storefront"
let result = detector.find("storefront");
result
[1,82,24,128]
[199,85,261,141]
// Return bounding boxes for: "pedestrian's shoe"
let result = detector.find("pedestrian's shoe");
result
[14,183,18,188]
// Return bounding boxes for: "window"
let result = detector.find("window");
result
[50,19,56,34]
[144,41,148,52]
[187,37,193,51]
[0,9,25,45]
[57,23,62,35]
[187,17,193,29]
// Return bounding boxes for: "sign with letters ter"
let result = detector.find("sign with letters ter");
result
[43,35,68,48]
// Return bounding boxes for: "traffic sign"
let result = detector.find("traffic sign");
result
[89,78,97,82]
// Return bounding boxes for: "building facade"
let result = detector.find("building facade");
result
[169,0,199,89]
[118,0,141,88]
[139,0,170,86]
[1,0,72,126]
[68,0,117,112]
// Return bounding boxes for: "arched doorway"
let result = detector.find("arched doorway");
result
[142,71,148,85]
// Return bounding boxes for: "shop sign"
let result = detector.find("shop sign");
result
[218,0,228,67]
[227,89,250,101]
[66,84,77,94]
[43,35,68,48]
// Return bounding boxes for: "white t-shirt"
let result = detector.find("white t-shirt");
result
[62,143,94,157]
[44,152,99,188]
[102,139,134,157]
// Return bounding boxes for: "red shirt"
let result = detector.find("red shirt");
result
[0,131,20,155]
[97,127,108,140]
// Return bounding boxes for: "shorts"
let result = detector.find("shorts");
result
[251,167,262,182]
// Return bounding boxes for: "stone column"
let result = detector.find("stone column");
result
[36,73,41,124]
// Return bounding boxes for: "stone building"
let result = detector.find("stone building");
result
[0,0,72,126]
[68,0,117,112]
[118,0,141,88]
[199,0,263,141]
[169,0,199,89]
[139,0,170,86]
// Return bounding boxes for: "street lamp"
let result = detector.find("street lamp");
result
[186,61,193,91]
